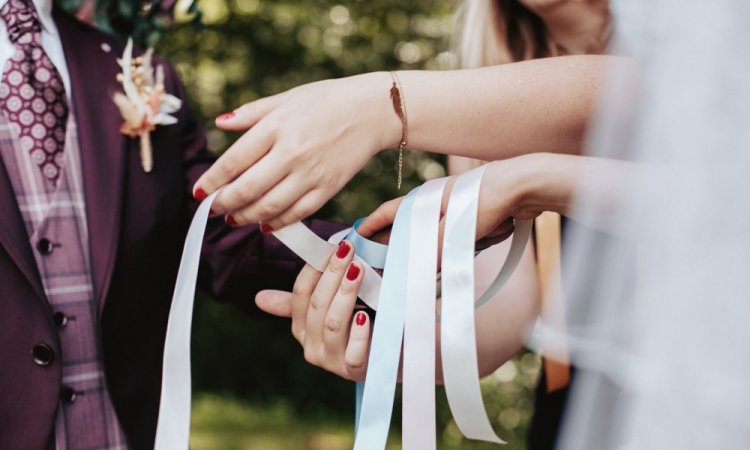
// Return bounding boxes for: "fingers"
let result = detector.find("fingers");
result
[322,261,363,363]
[195,92,289,202]
[193,120,276,201]
[475,217,516,251]
[211,150,292,218]
[485,217,515,238]
[224,175,317,228]
[344,310,371,380]
[255,290,293,317]
[214,92,288,131]
[290,264,323,344]
[261,188,328,232]
[357,197,403,238]
[299,242,370,381]
[304,241,354,355]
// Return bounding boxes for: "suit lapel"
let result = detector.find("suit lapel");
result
[55,11,127,305]
[0,146,45,300]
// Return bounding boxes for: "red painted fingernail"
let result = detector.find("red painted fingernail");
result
[217,111,235,121]
[355,311,366,326]
[225,215,237,226]
[260,223,273,234]
[346,263,360,281]
[209,208,216,217]
[194,188,207,201]
[336,241,350,259]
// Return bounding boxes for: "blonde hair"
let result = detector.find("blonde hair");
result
[454,0,558,68]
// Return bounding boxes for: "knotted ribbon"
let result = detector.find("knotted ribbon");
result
[154,165,532,450]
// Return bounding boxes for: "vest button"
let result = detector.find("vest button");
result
[37,238,54,255]
[60,386,78,403]
[53,312,68,327]
[32,343,55,366]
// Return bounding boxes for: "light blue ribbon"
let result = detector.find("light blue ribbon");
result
[345,218,389,270]
[348,221,387,434]
[353,188,419,450]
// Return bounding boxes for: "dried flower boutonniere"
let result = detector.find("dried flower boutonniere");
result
[113,38,182,172]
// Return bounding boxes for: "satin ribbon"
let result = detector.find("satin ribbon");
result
[154,166,532,449]
[440,165,532,444]
[273,222,383,310]
[353,188,417,450]
[347,217,388,269]
[402,178,447,449]
[154,191,217,450]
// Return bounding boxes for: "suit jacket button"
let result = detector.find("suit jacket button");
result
[53,312,68,327]
[60,387,77,403]
[37,238,54,255]
[32,343,54,366]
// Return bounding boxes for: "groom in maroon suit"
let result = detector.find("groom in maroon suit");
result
[0,2,337,449]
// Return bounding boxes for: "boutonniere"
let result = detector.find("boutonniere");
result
[113,38,182,173]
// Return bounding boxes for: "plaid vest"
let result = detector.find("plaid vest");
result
[0,107,128,449]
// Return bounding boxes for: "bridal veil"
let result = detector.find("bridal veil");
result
[530,1,750,448]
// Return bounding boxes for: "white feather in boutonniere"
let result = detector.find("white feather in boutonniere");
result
[113,38,182,172]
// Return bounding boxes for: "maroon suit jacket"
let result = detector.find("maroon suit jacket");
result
[0,11,340,450]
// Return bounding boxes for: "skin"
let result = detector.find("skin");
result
[250,1,618,380]
[256,152,646,381]
[359,153,647,240]
[256,236,539,382]
[193,55,609,229]
[202,0,611,231]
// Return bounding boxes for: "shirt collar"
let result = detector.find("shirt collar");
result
[0,0,56,35]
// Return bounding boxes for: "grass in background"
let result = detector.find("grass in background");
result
[191,393,395,450]
[191,350,540,450]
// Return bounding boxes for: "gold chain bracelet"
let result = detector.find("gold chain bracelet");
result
[389,71,407,189]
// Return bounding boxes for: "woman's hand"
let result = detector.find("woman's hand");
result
[193,58,607,230]
[255,240,372,381]
[359,153,644,247]
[193,72,400,230]
[256,220,542,382]
[358,154,551,246]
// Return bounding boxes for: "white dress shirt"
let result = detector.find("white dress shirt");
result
[0,0,72,99]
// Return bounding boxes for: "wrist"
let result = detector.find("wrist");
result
[360,71,404,154]
[505,153,574,218]
[380,71,408,151]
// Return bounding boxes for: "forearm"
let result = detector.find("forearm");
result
[385,56,612,159]
[509,153,658,238]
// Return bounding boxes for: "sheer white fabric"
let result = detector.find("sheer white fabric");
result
[530,1,750,449]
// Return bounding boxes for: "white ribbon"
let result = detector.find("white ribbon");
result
[273,222,383,309]
[154,167,532,449]
[402,178,448,449]
[154,191,217,450]
[440,165,532,444]
[353,188,418,450]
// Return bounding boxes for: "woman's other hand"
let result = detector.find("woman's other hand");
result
[357,154,552,249]
[255,241,371,381]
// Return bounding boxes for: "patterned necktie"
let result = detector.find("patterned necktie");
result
[0,0,68,182]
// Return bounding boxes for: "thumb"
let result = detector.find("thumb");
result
[215,91,289,131]
[255,289,293,318]
[357,197,403,239]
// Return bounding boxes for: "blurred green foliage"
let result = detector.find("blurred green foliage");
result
[153,0,540,448]
[58,0,200,46]
[157,0,458,219]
